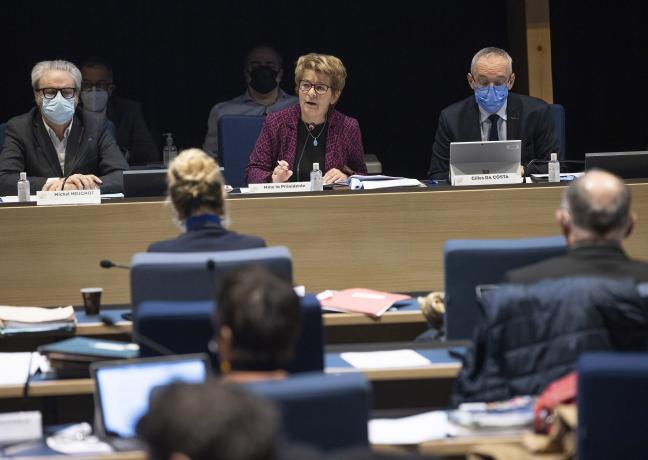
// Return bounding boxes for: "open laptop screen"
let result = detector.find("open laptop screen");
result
[92,354,209,439]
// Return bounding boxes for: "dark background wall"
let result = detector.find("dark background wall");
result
[6,1,645,178]
[550,2,648,160]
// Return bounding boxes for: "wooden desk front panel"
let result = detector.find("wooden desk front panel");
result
[2,183,647,306]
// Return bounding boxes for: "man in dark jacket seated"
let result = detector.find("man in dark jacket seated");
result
[0,60,128,195]
[506,169,648,283]
[80,57,159,165]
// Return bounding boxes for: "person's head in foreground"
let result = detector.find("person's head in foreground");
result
[136,381,278,460]
[167,148,227,224]
[557,169,635,246]
[213,265,301,381]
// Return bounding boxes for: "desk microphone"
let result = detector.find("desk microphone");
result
[99,314,177,356]
[100,259,130,270]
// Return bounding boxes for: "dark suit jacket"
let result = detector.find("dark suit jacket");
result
[0,108,128,195]
[106,97,159,165]
[428,93,560,181]
[505,242,648,283]
[148,220,266,252]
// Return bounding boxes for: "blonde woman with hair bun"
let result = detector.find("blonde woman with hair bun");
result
[148,148,265,252]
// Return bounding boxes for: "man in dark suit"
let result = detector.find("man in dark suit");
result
[506,169,648,282]
[428,47,559,181]
[0,60,128,195]
[80,57,159,165]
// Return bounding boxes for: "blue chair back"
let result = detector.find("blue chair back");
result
[444,236,566,340]
[578,352,648,460]
[130,246,292,309]
[0,122,6,149]
[218,115,264,187]
[245,372,370,451]
[549,104,566,160]
[134,295,324,373]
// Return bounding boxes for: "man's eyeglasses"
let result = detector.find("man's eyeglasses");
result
[298,80,330,95]
[471,76,512,89]
[37,87,77,100]
[81,81,113,91]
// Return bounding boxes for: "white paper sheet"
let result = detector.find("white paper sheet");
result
[369,411,453,444]
[0,352,42,385]
[340,349,431,369]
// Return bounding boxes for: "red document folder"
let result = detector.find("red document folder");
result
[319,288,412,318]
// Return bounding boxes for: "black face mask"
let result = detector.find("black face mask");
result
[249,66,279,94]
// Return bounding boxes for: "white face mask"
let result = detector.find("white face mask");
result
[81,89,109,112]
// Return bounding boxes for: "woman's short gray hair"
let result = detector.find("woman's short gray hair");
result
[470,47,513,75]
[31,60,82,91]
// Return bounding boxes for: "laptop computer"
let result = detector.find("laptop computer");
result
[90,354,210,451]
[449,140,522,185]
[123,169,168,197]
[585,151,648,179]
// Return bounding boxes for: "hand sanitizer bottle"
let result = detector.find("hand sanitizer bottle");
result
[310,163,323,191]
[162,133,178,166]
[17,172,30,202]
[548,153,560,183]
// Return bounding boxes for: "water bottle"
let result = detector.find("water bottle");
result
[162,133,178,166]
[17,172,30,202]
[548,153,560,183]
[310,163,323,191]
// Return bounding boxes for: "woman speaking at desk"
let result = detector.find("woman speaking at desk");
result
[148,148,265,252]
[245,53,367,184]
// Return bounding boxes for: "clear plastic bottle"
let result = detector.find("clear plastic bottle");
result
[162,133,178,166]
[548,153,560,183]
[17,172,30,202]
[310,163,323,191]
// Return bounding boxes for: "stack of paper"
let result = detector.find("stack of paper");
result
[0,305,76,335]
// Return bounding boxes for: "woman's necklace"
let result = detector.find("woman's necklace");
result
[304,121,326,147]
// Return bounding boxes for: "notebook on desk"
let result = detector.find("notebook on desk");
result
[91,354,210,451]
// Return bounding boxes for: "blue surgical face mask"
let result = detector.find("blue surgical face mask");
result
[474,84,509,114]
[41,92,76,125]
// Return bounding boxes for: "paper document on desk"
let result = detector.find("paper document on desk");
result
[341,349,431,369]
[0,352,45,385]
[369,410,454,444]
[345,174,422,190]
[318,288,411,318]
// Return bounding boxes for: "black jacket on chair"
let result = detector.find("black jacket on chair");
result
[453,277,648,404]
[428,93,559,181]
[0,107,128,195]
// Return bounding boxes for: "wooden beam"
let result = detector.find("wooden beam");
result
[525,0,554,102]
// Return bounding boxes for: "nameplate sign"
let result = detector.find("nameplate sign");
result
[247,182,312,194]
[36,189,101,206]
[452,173,522,187]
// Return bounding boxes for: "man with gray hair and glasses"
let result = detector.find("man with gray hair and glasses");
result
[428,46,559,182]
[506,169,648,283]
[0,60,128,195]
